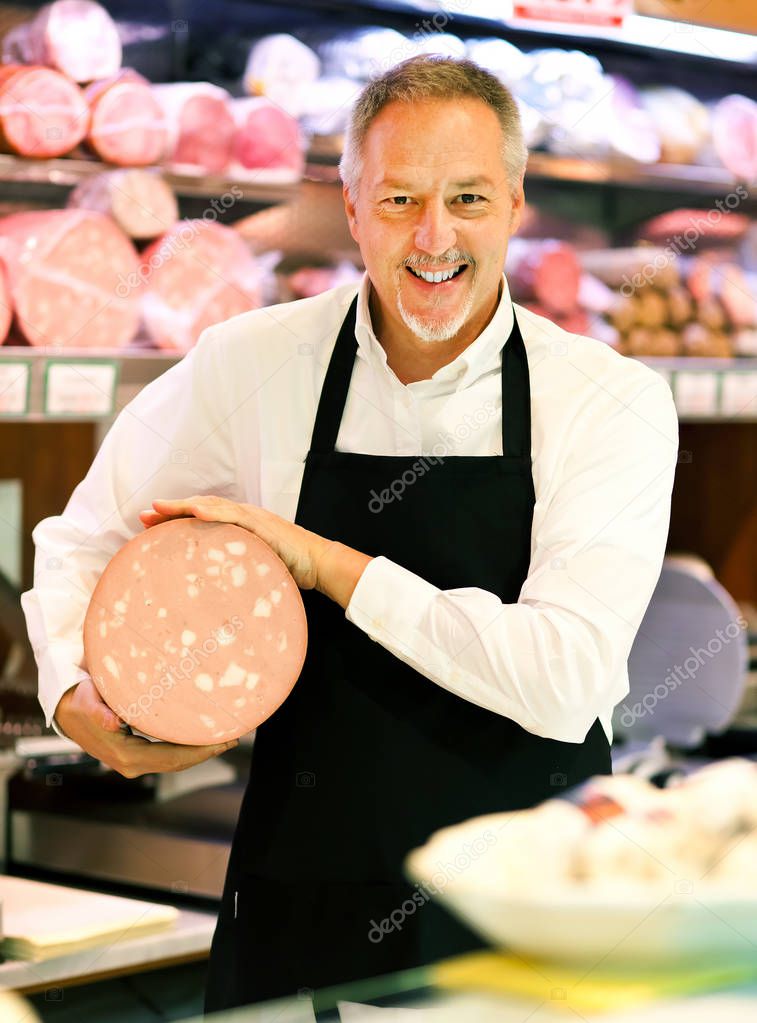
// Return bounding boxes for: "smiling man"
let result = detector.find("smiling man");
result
[23,57,678,1012]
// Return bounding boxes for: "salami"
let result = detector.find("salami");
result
[68,169,178,240]
[0,260,11,344]
[83,519,308,745]
[507,239,581,316]
[0,64,88,158]
[139,220,262,352]
[23,1,121,83]
[0,209,139,349]
[152,83,235,175]
[229,98,304,180]
[85,71,168,167]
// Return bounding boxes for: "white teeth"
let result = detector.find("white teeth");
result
[412,266,461,283]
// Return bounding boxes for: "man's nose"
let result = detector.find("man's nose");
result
[413,201,456,257]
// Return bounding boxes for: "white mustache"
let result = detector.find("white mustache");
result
[403,251,473,269]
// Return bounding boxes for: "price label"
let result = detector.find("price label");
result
[720,372,757,418]
[0,361,31,416]
[514,0,632,27]
[44,360,119,417]
[673,372,719,417]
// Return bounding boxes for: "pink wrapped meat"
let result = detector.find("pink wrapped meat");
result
[152,83,236,175]
[83,519,308,745]
[139,220,262,352]
[0,64,89,158]
[0,209,140,348]
[17,1,122,83]
[68,169,178,240]
[229,98,305,180]
[85,71,168,166]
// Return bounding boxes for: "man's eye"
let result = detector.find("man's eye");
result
[390,196,410,205]
[458,193,483,204]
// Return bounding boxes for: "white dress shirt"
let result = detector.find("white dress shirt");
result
[22,274,678,743]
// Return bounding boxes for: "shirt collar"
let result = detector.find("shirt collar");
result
[354,272,515,391]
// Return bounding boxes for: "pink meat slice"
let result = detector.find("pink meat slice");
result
[84,519,308,745]
[140,219,262,352]
[0,209,139,348]
[26,1,122,83]
[711,94,757,183]
[0,261,11,343]
[153,84,235,175]
[0,65,89,158]
[85,72,168,166]
[508,240,581,316]
[231,98,304,175]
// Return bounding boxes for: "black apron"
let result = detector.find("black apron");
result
[204,297,610,1013]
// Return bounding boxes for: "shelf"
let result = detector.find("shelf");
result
[307,143,753,199]
[0,345,181,423]
[1,346,754,424]
[640,357,757,422]
[0,154,298,207]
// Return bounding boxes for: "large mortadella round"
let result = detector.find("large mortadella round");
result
[83,519,308,745]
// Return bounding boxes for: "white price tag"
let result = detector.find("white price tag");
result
[44,360,118,416]
[514,0,632,27]
[720,372,757,417]
[673,372,719,417]
[0,361,31,415]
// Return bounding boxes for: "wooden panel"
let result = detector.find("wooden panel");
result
[670,423,757,602]
[0,422,96,592]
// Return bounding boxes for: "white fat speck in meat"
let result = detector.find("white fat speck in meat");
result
[226,541,247,556]
[132,562,142,572]
[158,608,167,618]
[277,631,288,652]
[219,662,246,687]
[231,565,247,587]
[141,542,152,553]
[255,563,270,577]
[208,548,225,562]
[186,574,198,582]
[129,644,139,658]
[270,589,282,605]
[181,630,196,646]
[200,715,216,729]
[188,585,199,597]
[195,674,214,692]
[207,565,220,576]
[114,600,127,614]
[244,645,255,656]
[103,655,120,678]
[99,622,107,637]
[246,672,260,690]
[137,671,147,683]
[233,697,247,708]
[144,599,152,607]
[253,597,271,618]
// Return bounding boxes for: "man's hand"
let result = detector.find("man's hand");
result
[55,678,238,778]
[139,495,334,591]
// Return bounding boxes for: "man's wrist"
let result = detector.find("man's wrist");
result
[315,540,373,609]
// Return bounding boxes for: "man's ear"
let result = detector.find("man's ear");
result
[509,177,526,235]
[343,184,360,244]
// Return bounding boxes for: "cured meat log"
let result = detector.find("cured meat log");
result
[84,519,308,745]
[0,64,88,158]
[84,71,168,167]
[139,220,262,352]
[243,33,320,118]
[0,209,139,348]
[152,83,235,175]
[506,239,582,317]
[710,94,757,182]
[4,1,121,83]
[0,261,11,344]
[229,98,304,180]
[67,169,178,240]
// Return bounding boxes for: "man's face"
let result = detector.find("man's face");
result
[344,96,524,347]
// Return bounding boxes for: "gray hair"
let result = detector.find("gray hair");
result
[340,55,528,199]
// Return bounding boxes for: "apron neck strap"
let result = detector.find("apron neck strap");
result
[308,294,531,460]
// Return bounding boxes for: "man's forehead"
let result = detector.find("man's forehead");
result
[373,173,499,191]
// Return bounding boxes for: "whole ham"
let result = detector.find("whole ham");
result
[84,519,308,745]
[67,169,178,240]
[85,71,168,166]
[0,64,88,158]
[152,83,235,175]
[229,98,304,180]
[139,219,262,352]
[13,1,121,83]
[0,209,139,348]
[242,34,320,118]
[506,239,582,317]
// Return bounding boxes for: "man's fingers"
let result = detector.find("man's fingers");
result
[118,736,239,775]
